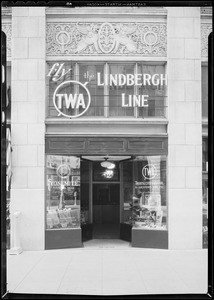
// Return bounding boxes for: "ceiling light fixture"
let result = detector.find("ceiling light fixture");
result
[100,157,115,169]
[103,169,114,178]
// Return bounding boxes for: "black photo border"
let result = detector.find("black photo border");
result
[1,0,213,299]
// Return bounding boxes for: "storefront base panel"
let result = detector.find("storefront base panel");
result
[45,228,82,249]
[131,229,168,249]
[120,223,132,242]
[82,224,93,242]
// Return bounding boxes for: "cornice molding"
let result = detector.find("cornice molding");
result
[46,7,167,18]
[1,7,12,17]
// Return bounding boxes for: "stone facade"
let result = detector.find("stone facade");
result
[9,7,46,250]
[167,7,203,249]
[2,6,212,250]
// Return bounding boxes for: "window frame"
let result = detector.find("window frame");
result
[46,60,167,119]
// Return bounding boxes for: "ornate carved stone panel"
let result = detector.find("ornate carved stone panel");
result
[201,7,212,15]
[2,23,11,57]
[46,22,167,56]
[201,24,212,57]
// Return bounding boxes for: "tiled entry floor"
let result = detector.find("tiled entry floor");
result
[83,239,130,248]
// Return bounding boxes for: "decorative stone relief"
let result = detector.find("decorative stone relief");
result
[201,24,212,57]
[46,22,167,56]
[2,23,11,57]
[201,7,212,15]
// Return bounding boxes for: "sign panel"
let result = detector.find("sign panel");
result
[47,62,167,118]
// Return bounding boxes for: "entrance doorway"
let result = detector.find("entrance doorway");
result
[81,155,132,243]
[93,183,120,239]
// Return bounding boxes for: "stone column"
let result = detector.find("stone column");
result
[10,7,46,250]
[167,7,202,249]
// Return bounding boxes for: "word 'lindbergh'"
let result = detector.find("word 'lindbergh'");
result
[97,73,167,86]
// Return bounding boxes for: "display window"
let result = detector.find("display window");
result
[202,137,208,248]
[6,64,11,249]
[202,63,208,249]
[202,65,208,119]
[122,156,167,230]
[46,155,80,229]
[47,61,167,119]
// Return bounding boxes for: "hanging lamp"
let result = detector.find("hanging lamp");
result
[100,157,115,169]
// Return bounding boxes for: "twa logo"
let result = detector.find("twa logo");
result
[142,164,157,179]
[57,164,70,178]
[53,80,91,118]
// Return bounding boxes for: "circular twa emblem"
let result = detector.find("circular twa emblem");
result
[53,80,91,118]
[142,164,157,179]
[57,164,70,178]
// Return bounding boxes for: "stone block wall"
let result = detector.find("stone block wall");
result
[10,7,46,250]
[167,7,202,249]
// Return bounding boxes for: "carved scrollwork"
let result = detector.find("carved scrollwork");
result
[2,23,11,57]
[201,7,212,15]
[98,23,116,54]
[201,24,212,57]
[46,22,167,56]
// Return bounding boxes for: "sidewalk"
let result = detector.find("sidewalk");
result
[7,240,208,296]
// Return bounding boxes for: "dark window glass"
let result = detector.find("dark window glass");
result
[81,161,90,224]
[202,65,208,119]
[202,138,208,172]
[79,64,104,116]
[93,184,120,205]
[202,137,208,248]
[122,161,133,224]
[202,177,208,248]
[137,64,166,118]
[109,64,135,117]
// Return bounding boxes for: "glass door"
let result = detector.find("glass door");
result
[93,183,120,239]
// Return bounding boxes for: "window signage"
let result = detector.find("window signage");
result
[48,63,167,118]
[53,80,91,118]
[56,164,70,178]
[142,164,157,179]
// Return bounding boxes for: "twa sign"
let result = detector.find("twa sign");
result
[53,80,91,118]
[142,164,157,180]
[48,63,91,118]
[48,62,167,119]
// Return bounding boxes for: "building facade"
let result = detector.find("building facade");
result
[2,6,212,250]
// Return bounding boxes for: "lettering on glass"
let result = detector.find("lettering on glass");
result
[48,63,167,118]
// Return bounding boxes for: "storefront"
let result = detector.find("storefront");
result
[45,51,169,248]
[45,136,168,249]
[3,6,211,251]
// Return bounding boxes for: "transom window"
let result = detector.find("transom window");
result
[47,62,167,119]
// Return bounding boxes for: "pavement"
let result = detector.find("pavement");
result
[7,239,208,296]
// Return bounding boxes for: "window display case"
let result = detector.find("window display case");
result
[202,138,208,248]
[46,155,80,230]
[120,156,168,246]
[132,155,167,231]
